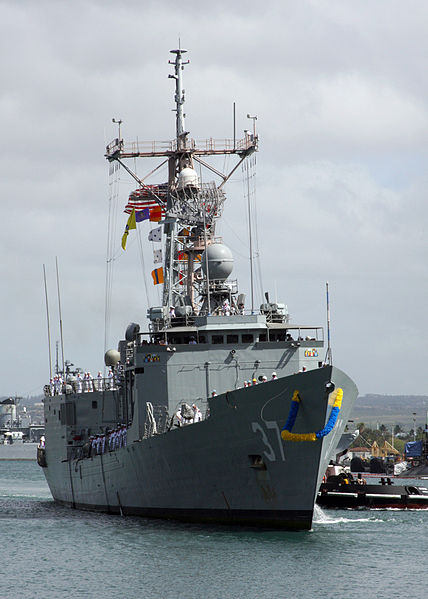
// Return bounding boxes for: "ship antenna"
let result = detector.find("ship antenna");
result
[325,281,333,366]
[246,160,254,314]
[43,264,53,380]
[169,48,189,148]
[233,102,236,150]
[202,207,211,315]
[55,256,65,377]
[112,118,123,146]
[246,114,258,314]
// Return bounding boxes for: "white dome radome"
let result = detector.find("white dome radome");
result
[178,167,199,189]
[201,244,234,280]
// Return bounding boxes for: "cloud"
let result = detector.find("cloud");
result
[1,1,428,397]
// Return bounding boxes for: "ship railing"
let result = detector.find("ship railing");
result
[120,139,175,155]
[67,427,129,461]
[43,377,122,397]
[199,278,239,299]
[109,135,257,158]
[188,234,224,248]
[165,314,196,329]
[263,310,289,323]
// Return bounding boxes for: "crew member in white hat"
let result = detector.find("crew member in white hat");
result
[96,371,103,392]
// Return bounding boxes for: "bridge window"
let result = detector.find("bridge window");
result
[271,332,286,342]
[242,334,254,343]
[226,334,239,344]
[212,335,224,344]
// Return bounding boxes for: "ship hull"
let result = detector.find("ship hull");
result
[42,366,357,530]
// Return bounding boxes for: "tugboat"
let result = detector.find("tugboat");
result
[317,467,428,509]
[39,49,358,530]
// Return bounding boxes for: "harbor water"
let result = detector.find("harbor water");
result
[1,460,427,599]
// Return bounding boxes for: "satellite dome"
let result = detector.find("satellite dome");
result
[201,243,233,280]
[104,349,120,367]
[178,167,199,189]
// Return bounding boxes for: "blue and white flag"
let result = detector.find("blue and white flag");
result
[153,249,163,264]
[148,226,162,243]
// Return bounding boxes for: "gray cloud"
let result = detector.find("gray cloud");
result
[1,1,427,397]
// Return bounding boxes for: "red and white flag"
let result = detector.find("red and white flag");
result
[124,184,168,214]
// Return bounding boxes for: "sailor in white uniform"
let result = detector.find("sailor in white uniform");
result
[192,404,203,423]
[90,436,97,456]
[87,372,94,392]
[107,369,114,390]
[75,372,83,393]
[176,410,184,427]
[96,371,103,392]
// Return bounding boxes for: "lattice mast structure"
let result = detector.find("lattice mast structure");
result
[105,49,258,320]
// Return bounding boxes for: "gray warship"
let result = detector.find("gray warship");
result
[38,49,358,530]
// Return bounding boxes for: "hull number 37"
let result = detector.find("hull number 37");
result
[251,421,285,462]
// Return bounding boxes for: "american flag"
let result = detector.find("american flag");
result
[124,184,168,214]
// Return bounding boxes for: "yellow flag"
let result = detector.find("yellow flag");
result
[121,209,137,250]
[128,209,136,230]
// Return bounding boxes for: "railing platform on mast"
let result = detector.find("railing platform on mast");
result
[106,135,257,160]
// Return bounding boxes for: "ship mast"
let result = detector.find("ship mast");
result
[163,48,191,311]
[169,48,188,146]
[105,49,258,328]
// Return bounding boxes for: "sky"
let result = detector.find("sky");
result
[1,0,427,398]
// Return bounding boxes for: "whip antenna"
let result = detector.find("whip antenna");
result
[325,281,332,366]
[43,264,53,380]
[55,257,65,376]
